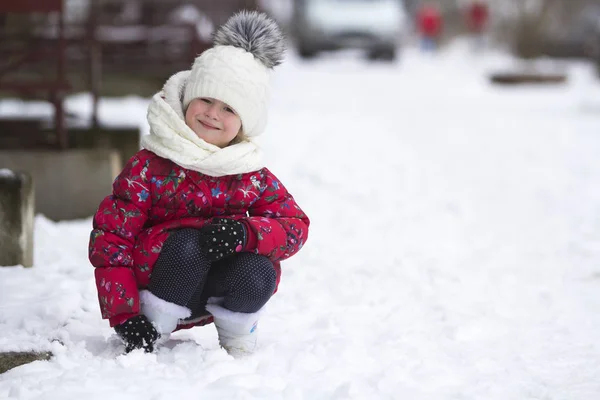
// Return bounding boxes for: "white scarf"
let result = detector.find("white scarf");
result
[141,71,265,177]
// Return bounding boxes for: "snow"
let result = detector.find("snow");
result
[0,169,16,178]
[0,95,149,133]
[1,41,600,398]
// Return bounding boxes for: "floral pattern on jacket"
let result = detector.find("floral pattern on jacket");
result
[89,149,310,327]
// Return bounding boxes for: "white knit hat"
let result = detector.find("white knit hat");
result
[182,11,286,137]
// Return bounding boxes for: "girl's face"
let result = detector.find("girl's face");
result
[185,98,242,148]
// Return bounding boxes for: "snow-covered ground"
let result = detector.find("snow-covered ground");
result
[1,42,600,399]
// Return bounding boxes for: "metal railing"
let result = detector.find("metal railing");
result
[0,0,260,150]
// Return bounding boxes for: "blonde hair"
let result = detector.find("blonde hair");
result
[228,128,248,146]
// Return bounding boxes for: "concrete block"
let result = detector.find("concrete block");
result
[0,351,52,374]
[0,149,121,221]
[68,126,141,166]
[0,169,34,267]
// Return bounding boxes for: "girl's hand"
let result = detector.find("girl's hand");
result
[198,218,247,262]
[114,314,160,353]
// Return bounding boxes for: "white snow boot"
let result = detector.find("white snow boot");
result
[205,302,263,358]
[139,290,191,335]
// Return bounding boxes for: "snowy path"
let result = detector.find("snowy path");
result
[1,45,600,399]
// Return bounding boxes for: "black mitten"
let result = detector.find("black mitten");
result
[114,315,160,353]
[199,218,247,262]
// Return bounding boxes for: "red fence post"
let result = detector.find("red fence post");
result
[0,0,70,149]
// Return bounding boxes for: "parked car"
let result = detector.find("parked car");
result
[292,0,408,61]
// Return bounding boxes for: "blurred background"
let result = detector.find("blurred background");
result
[1,0,599,98]
[0,0,599,223]
[2,1,600,388]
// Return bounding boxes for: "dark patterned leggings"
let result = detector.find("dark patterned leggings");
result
[148,228,276,316]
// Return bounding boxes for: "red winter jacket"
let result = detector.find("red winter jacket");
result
[89,149,310,328]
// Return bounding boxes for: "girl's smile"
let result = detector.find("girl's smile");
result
[198,120,219,130]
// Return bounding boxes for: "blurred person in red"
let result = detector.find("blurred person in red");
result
[465,0,489,50]
[416,3,443,52]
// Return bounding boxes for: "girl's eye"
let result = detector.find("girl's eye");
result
[224,107,235,114]
[201,98,211,104]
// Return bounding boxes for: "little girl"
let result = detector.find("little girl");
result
[88,11,310,356]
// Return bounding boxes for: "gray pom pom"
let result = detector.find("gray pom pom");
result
[213,10,285,69]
